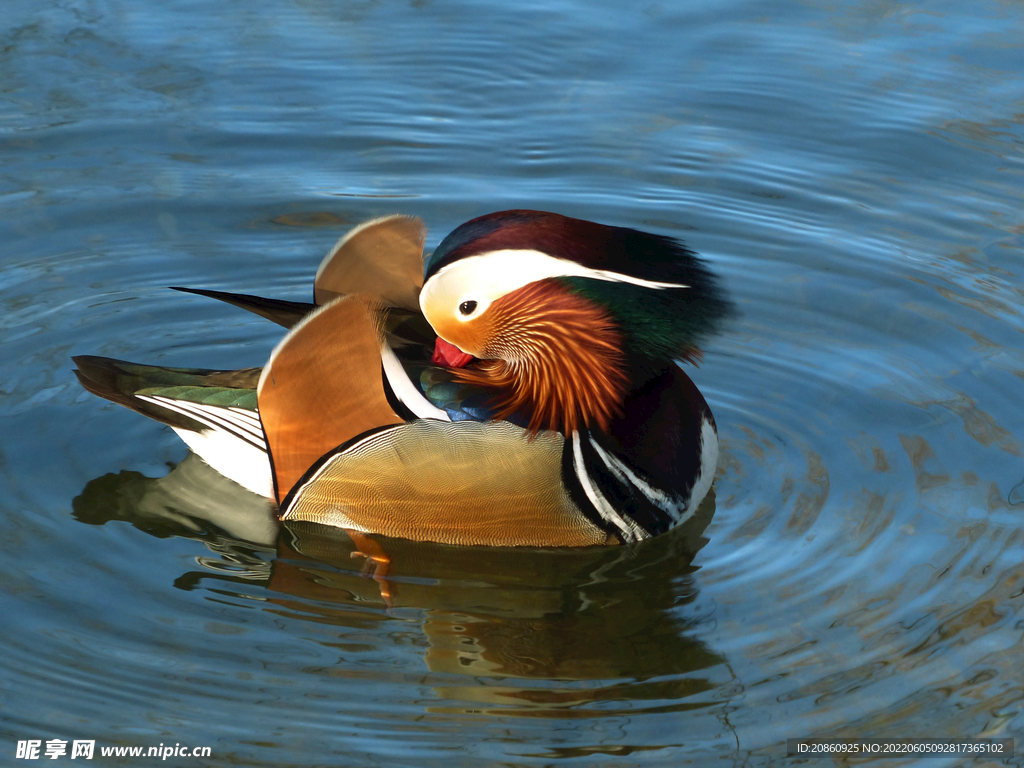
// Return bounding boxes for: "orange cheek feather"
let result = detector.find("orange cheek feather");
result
[449,280,629,436]
[427,314,494,360]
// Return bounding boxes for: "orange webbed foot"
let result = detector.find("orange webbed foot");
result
[345,529,395,608]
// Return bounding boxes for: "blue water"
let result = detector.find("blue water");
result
[3,0,1024,765]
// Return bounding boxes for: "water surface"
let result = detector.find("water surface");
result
[3,0,1024,765]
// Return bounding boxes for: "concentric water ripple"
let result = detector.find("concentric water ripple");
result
[4,0,1024,765]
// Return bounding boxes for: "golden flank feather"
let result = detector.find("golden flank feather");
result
[283,420,613,546]
[452,280,629,436]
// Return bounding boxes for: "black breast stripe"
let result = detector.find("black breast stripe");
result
[560,432,648,543]
[580,429,679,537]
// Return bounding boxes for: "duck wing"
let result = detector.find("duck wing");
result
[172,215,428,328]
[72,356,261,430]
[72,356,271,497]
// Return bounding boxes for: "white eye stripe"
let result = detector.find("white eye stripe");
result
[420,248,688,321]
[429,248,689,292]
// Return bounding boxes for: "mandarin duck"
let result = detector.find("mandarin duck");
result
[74,211,730,547]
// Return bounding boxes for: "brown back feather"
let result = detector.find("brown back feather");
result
[257,295,402,504]
[314,215,426,311]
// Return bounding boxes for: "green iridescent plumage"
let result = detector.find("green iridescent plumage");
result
[556,273,732,363]
[73,356,261,433]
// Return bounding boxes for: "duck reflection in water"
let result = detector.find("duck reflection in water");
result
[73,454,725,705]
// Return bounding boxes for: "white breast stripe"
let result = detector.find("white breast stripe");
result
[379,342,451,422]
[686,417,719,517]
[571,432,646,543]
[587,435,687,523]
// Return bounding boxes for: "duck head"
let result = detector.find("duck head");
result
[419,210,731,436]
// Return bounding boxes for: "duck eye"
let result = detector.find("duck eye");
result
[459,300,478,316]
